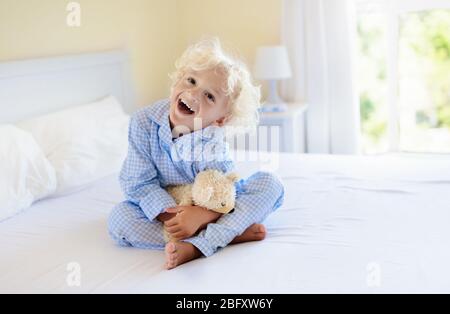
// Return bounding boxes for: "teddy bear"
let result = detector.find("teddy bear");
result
[163,169,240,242]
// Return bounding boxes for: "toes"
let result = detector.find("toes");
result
[165,242,179,270]
[256,224,266,234]
[168,251,177,260]
[256,231,266,240]
[254,225,266,240]
[166,261,176,270]
[166,257,178,270]
[165,242,177,254]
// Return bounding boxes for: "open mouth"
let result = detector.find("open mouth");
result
[177,98,196,115]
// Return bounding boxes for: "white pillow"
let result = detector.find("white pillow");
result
[17,96,130,195]
[0,125,57,221]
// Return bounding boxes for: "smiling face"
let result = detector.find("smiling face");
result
[169,68,231,134]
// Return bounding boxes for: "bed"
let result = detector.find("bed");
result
[1,51,450,294]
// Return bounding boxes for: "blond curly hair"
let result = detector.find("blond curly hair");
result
[169,37,261,135]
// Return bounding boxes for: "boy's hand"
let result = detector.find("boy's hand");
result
[164,206,222,241]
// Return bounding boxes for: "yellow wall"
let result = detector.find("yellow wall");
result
[0,0,282,106]
[176,0,282,69]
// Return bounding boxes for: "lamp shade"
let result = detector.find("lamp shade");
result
[254,46,292,80]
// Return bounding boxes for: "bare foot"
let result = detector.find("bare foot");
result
[165,241,202,270]
[230,224,266,244]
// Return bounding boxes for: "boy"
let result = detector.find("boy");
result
[108,38,284,269]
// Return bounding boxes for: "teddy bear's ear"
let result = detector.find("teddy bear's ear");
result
[227,172,240,183]
[199,186,214,202]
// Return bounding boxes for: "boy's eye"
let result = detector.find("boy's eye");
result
[205,92,215,102]
[187,77,196,85]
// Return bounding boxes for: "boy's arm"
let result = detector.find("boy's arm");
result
[120,115,177,222]
[164,206,222,241]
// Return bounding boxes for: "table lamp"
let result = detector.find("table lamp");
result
[254,45,292,112]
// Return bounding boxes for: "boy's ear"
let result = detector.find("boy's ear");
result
[214,117,227,126]
[214,114,231,127]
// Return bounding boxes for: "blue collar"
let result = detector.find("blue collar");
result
[145,99,174,146]
[146,98,226,148]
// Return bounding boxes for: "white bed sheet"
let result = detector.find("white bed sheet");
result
[1,153,450,293]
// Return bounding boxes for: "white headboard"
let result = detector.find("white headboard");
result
[0,50,137,123]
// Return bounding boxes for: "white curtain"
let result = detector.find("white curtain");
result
[281,0,360,154]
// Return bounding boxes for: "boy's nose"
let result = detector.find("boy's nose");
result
[186,90,200,104]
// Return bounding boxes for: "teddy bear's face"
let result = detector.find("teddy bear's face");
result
[191,170,239,214]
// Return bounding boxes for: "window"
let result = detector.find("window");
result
[356,0,450,154]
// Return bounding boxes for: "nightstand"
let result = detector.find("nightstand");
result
[259,103,308,153]
[227,103,308,154]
